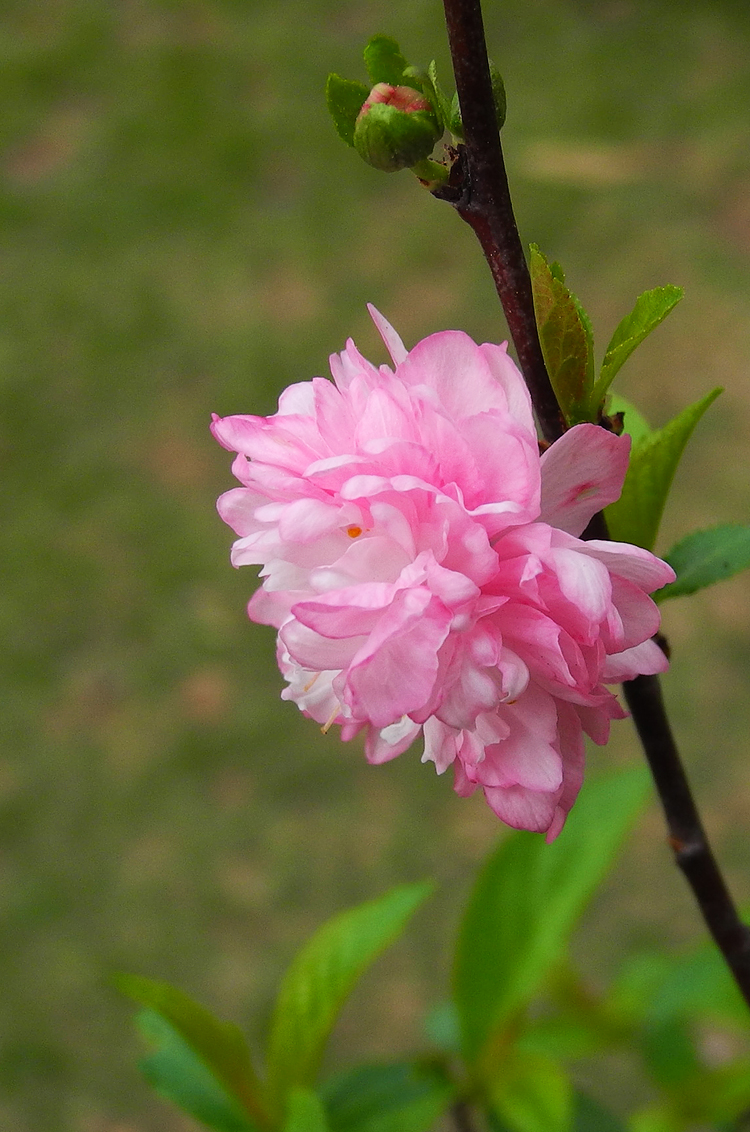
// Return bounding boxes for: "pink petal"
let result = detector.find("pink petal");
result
[345,589,452,726]
[396,331,511,419]
[481,784,559,834]
[479,341,536,435]
[603,637,669,681]
[365,717,421,764]
[367,304,409,365]
[581,541,676,592]
[540,425,631,536]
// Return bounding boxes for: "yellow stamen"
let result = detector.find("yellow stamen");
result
[303,672,321,693]
[321,705,341,734]
[346,525,363,538]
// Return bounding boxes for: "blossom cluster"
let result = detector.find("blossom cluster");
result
[212,309,673,839]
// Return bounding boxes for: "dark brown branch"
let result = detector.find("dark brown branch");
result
[451,1099,479,1132]
[435,0,566,444]
[623,674,750,1006]
[439,0,750,1012]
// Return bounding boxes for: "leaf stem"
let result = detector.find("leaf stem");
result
[438,0,750,1012]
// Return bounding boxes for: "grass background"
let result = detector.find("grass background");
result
[3,0,750,1128]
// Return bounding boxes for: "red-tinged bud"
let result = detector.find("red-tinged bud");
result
[353,83,441,172]
[358,82,432,116]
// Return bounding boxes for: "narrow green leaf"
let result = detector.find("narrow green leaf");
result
[133,1009,259,1132]
[592,286,683,411]
[326,74,370,147]
[530,245,594,425]
[364,36,409,87]
[266,883,432,1112]
[116,975,267,1128]
[488,1050,572,1132]
[605,388,721,550]
[322,1061,455,1132]
[425,60,451,132]
[606,393,652,446]
[656,524,750,601]
[454,768,649,1068]
[284,1088,331,1132]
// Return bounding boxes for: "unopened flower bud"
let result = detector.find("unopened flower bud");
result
[353,83,441,172]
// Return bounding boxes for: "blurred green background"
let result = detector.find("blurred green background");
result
[3,0,750,1128]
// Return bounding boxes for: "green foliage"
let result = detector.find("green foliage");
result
[529,252,683,427]
[571,1092,628,1132]
[117,975,267,1130]
[133,1010,259,1132]
[321,1061,454,1132]
[265,883,432,1114]
[530,246,594,426]
[453,767,649,1070]
[639,1017,701,1089]
[283,1088,331,1132]
[487,1049,572,1132]
[364,36,410,87]
[425,60,451,133]
[326,74,371,147]
[605,388,722,550]
[657,524,750,601]
[591,287,683,413]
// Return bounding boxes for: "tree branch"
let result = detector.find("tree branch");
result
[438,0,750,1011]
[623,674,750,1001]
[434,0,565,444]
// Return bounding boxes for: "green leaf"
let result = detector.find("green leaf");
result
[284,1088,331,1132]
[326,74,370,147]
[116,975,267,1129]
[265,883,432,1113]
[520,1013,604,1061]
[322,1061,455,1132]
[590,286,683,413]
[648,932,750,1027]
[487,1050,572,1132]
[639,1017,700,1089]
[530,245,594,425]
[605,388,722,550]
[657,524,750,601]
[453,767,649,1069]
[571,1091,627,1132]
[423,1001,461,1054]
[606,393,652,446]
[364,36,409,87]
[425,60,451,132]
[133,1009,259,1132]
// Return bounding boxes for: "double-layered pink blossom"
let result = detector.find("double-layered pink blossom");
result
[212,308,674,839]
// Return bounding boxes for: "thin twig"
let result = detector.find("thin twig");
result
[623,674,750,1002]
[438,0,750,1011]
[451,1098,479,1132]
[434,0,565,444]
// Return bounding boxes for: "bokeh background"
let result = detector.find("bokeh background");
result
[3,0,750,1128]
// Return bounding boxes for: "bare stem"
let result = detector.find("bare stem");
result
[450,1099,479,1132]
[438,0,750,1011]
[435,0,565,444]
[623,674,750,1004]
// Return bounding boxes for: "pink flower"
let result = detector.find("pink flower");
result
[212,308,674,839]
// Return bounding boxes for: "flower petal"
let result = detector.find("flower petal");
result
[540,424,631,536]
